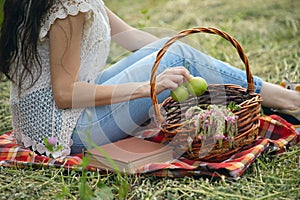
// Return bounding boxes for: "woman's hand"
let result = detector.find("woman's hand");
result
[156,66,191,94]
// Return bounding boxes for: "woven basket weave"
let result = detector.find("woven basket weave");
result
[150,27,263,162]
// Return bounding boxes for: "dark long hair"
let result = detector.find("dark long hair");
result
[0,0,54,90]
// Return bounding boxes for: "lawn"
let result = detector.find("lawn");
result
[0,0,299,199]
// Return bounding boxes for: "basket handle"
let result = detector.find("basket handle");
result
[150,27,254,124]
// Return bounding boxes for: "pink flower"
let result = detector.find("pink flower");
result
[197,134,203,140]
[225,116,236,124]
[204,119,210,127]
[214,134,225,140]
[193,114,202,127]
[187,136,193,144]
[48,137,58,146]
[201,111,208,120]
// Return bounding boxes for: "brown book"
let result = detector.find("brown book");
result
[85,137,174,173]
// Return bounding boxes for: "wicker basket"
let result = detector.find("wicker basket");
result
[150,27,263,162]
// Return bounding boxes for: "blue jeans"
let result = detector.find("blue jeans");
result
[71,38,263,154]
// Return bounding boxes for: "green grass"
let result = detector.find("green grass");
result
[0,0,300,199]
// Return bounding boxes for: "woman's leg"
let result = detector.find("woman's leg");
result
[260,82,300,110]
[95,38,172,83]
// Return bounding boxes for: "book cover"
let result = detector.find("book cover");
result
[85,137,174,173]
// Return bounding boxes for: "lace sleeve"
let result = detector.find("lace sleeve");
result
[39,0,94,41]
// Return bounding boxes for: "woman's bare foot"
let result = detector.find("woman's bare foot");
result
[260,81,300,110]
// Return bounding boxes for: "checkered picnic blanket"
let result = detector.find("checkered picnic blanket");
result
[0,115,299,179]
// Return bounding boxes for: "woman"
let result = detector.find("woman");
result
[0,0,299,157]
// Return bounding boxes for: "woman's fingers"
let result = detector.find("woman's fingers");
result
[156,66,191,92]
[161,67,190,80]
[157,74,182,90]
[167,66,191,81]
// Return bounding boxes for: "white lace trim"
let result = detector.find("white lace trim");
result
[12,100,83,158]
[39,0,93,41]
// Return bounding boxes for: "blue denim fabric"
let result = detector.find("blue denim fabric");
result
[70,38,263,154]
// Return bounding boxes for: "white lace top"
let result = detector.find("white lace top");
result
[10,0,111,158]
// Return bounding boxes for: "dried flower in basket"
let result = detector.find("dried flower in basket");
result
[184,104,239,150]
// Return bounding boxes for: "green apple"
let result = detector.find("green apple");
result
[170,85,189,102]
[186,76,208,96]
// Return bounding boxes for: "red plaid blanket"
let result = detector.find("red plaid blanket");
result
[0,115,299,179]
